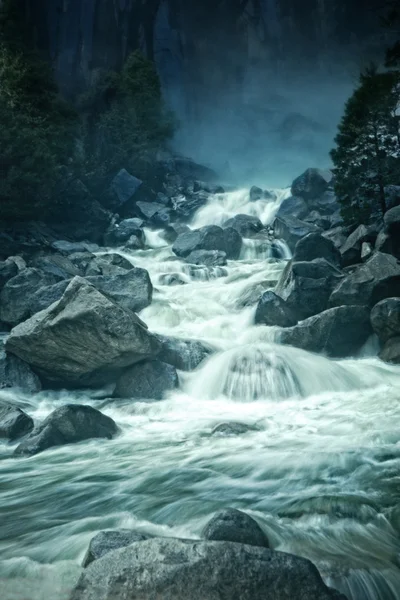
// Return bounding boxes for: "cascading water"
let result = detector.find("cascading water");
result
[1,187,400,600]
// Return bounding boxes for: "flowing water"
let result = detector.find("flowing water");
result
[2,189,400,600]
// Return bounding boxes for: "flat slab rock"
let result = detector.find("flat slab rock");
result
[70,538,347,600]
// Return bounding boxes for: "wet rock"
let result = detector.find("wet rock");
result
[84,254,134,277]
[340,225,378,267]
[203,508,269,548]
[371,298,400,343]
[249,185,263,201]
[211,422,259,436]
[275,196,309,220]
[280,305,372,358]
[86,268,152,314]
[157,336,212,371]
[114,360,179,400]
[162,223,190,243]
[0,268,60,326]
[0,259,18,291]
[0,349,42,393]
[14,404,119,457]
[70,538,346,600]
[223,214,263,237]
[293,233,341,267]
[110,169,142,206]
[273,216,321,253]
[6,277,161,385]
[291,168,333,201]
[172,192,210,221]
[276,259,343,321]
[104,219,145,247]
[135,202,172,227]
[186,250,227,267]
[0,401,34,441]
[172,225,242,260]
[329,252,400,308]
[255,291,297,327]
[379,337,400,364]
[83,530,150,567]
[158,273,187,286]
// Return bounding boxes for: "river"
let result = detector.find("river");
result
[1,188,400,600]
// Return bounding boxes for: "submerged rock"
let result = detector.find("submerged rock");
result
[280,305,372,358]
[211,422,259,436]
[157,336,212,371]
[202,508,269,548]
[185,250,227,267]
[70,538,346,600]
[83,530,150,567]
[114,360,179,399]
[14,404,119,456]
[6,277,161,385]
[0,401,34,441]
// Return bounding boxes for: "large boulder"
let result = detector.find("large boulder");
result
[0,401,34,441]
[83,254,134,277]
[223,214,263,237]
[86,268,152,314]
[14,404,119,457]
[202,508,269,548]
[276,259,344,321]
[293,233,341,267]
[135,201,172,227]
[0,349,42,393]
[104,219,145,248]
[6,277,161,385]
[157,336,212,371]
[254,291,297,327]
[114,360,179,400]
[31,253,82,279]
[185,250,227,267]
[273,216,321,253]
[110,169,142,206]
[275,196,309,220]
[370,298,400,343]
[172,226,242,260]
[329,252,400,308]
[29,280,71,315]
[0,268,60,326]
[280,305,372,358]
[340,225,378,267]
[70,538,346,600]
[384,205,400,235]
[379,337,400,364]
[291,168,333,201]
[83,530,150,567]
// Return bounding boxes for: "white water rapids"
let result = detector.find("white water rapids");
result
[1,188,400,600]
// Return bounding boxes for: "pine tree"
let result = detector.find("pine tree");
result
[330,67,400,225]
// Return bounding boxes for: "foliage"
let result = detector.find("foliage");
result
[330,67,400,225]
[0,0,77,220]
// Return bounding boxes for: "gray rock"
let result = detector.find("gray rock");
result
[186,250,227,267]
[30,280,71,315]
[84,254,134,277]
[275,196,309,220]
[379,337,400,364]
[70,538,346,600]
[0,349,42,393]
[172,192,210,221]
[6,277,161,385]
[361,242,373,262]
[255,291,297,327]
[223,214,263,237]
[157,336,212,371]
[202,508,269,548]
[83,530,150,567]
[371,298,400,343]
[0,402,34,441]
[236,281,279,309]
[0,259,18,291]
[0,268,60,326]
[375,231,400,260]
[291,168,333,201]
[111,169,142,205]
[293,233,341,267]
[276,259,343,321]
[51,240,99,254]
[114,360,179,400]
[172,226,242,260]
[384,205,400,235]
[31,254,82,279]
[211,422,259,436]
[86,268,152,314]
[104,219,145,247]
[249,185,263,201]
[15,404,119,457]
[322,226,348,250]
[329,252,400,308]
[273,216,321,253]
[162,223,190,243]
[280,305,372,358]
[340,225,378,267]
[135,201,171,226]
[304,211,331,230]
